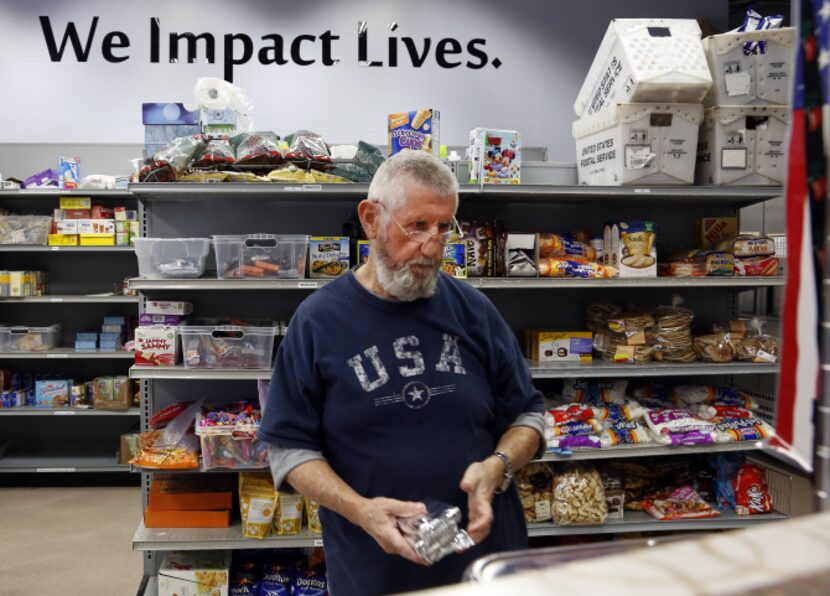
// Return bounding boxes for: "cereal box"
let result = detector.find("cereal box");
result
[309,236,350,278]
[158,551,230,596]
[135,326,178,366]
[441,243,467,278]
[469,128,522,185]
[35,379,70,408]
[388,109,440,156]
[696,217,738,250]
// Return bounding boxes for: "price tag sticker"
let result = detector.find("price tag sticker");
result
[313,539,324,547]
[302,184,322,192]
[633,188,652,193]
[298,282,319,289]
[54,410,75,416]
[51,246,61,251]
[46,353,69,359]
[50,297,64,303]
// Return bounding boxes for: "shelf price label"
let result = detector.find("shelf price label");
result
[53,410,75,416]
[298,282,319,289]
[46,353,69,359]
[313,539,324,547]
[51,246,61,251]
[50,297,64,303]
[633,188,652,193]
[36,467,76,473]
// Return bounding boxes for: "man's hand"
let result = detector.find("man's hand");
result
[460,457,503,544]
[355,497,429,565]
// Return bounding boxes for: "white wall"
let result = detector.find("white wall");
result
[0,0,727,161]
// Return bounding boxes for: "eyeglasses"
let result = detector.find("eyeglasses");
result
[374,201,464,245]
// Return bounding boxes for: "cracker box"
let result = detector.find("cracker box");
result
[603,221,657,278]
[135,326,178,367]
[145,300,193,316]
[469,128,522,185]
[77,219,115,235]
[308,236,350,278]
[59,197,91,210]
[35,380,70,408]
[55,220,79,235]
[80,235,115,246]
[696,217,738,250]
[158,551,231,596]
[527,331,593,363]
[441,242,467,278]
[388,109,440,156]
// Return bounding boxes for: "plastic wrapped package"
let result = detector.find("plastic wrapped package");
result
[607,311,656,333]
[305,497,322,533]
[516,463,554,523]
[562,379,627,405]
[736,318,779,363]
[196,402,268,470]
[652,297,696,363]
[585,302,623,332]
[0,215,53,245]
[693,332,736,362]
[397,501,475,564]
[353,141,386,176]
[284,130,332,171]
[234,132,284,167]
[599,420,653,448]
[130,400,202,470]
[590,401,647,423]
[734,463,774,515]
[672,385,757,409]
[713,417,774,442]
[642,485,721,520]
[138,134,207,182]
[275,491,304,535]
[538,234,598,261]
[645,408,716,436]
[552,465,608,526]
[192,137,236,168]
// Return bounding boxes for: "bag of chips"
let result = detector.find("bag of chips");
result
[305,497,322,534]
[275,491,304,535]
[734,463,774,515]
[239,471,278,539]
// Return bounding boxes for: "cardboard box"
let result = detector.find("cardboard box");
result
[696,217,738,250]
[59,197,91,210]
[696,106,790,186]
[388,109,440,156]
[357,240,370,266]
[308,237,350,278]
[134,326,178,366]
[59,157,80,190]
[506,233,538,277]
[139,314,183,326]
[9,271,26,297]
[468,128,521,185]
[145,509,230,529]
[142,103,201,125]
[527,331,593,362]
[158,551,231,596]
[75,340,97,351]
[61,209,91,220]
[200,108,237,136]
[148,477,233,511]
[145,300,193,316]
[55,220,78,235]
[442,243,467,278]
[77,219,115,235]
[119,433,139,465]
[603,221,657,278]
[574,19,711,117]
[35,380,70,408]
[703,27,795,107]
[573,103,702,186]
[48,234,79,246]
[80,235,115,246]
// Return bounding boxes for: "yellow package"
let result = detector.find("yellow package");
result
[239,472,277,539]
[305,497,322,534]
[275,491,304,535]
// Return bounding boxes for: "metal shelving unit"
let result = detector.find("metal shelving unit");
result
[0,349,134,359]
[0,407,140,416]
[0,189,133,199]
[0,294,139,304]
[537,440,768,462]
[130,366,271,380]
[0,245,134,253]
[133,521,323,551]
[527,360,779,378]
[0,454,128,473]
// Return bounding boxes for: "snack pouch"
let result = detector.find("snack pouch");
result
[275,492,304,535]
[305,497,322,533]
[552,465,608,526]
[599,420,652,448]
[230,553,261,596]
[562,379,627,405]
[260,559,294,596]
[714,417,774,442]
[239,471,277,539]
[516,463,553,523]
[712,453,744,509]
[293,567,329,596]
[734,463,774,515]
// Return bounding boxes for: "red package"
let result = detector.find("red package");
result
[734,464,774,515]
[548,404,594,425]
[642,485,721,520]
[734,256,780,276]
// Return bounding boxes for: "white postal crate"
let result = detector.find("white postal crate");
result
[573,103,703,186]
[696,105,790,186]
[703,27,795,107]
[574,19,712,118]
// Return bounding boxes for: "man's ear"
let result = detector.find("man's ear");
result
[358,200,380,240]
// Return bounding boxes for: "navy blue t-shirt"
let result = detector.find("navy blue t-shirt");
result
[259,271,544,596]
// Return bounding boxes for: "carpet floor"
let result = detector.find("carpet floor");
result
[0,486,143,595]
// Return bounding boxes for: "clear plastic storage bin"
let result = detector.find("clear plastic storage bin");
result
[213,234,309,279]
[196,413,268,470]
[133,237,210,279]
[179,320,280,369]
[0,324,60,352]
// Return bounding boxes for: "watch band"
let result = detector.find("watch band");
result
[491,451,513,494]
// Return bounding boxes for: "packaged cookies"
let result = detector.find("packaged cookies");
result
[388,109,440,155]
[603,221,657,278]
[516,463,554,523]
[552,465,608,526]
[694,332,736,363]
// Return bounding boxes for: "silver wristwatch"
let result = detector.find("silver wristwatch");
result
[490,451,513,494]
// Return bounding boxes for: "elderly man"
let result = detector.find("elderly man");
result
[259,150,544,595]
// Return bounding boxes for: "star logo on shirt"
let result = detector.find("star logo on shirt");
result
[402,381,431,410]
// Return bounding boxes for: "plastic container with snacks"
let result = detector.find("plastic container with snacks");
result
[134,237,210,279]
[179,320,280,369]
[0,324,60,352]
[213,234,309,279]
[196,410,268,471]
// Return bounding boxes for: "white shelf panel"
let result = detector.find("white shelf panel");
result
[133,521,323,551]
[129,366,271,380]
[527,509,787,536]
[537,440,768,462]
[0,454,129,473]
[0,294,139,304]
[527,360,779,378]
[0,245,134,253]
[0,407,140,417]
[0,349,134,360]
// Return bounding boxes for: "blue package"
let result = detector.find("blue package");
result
[259,560,294,596]
[229,558,260,596]
[75,340,98,351]
[292,568,328,596]
[99,332,123,342]
[712,453,745,510]
[142,103,200,125]
[103,316,126,326]
[76,333,98,342]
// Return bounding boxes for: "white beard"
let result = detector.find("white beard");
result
[373,238,440,302]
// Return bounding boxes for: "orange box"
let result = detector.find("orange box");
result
[144,509,230,528]
[148,477,233,511]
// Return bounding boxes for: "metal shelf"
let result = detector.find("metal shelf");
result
[128,276,785,292]
[0,294,139,304]
[0,407,140,416]
[0,245,134,253]
[526,509,787,536]
[128,183,782,208]
[129,366,271,380]
[0,349,134,360]
[537,440,768,462]
[0,454,129,473]
[527,360,779,378]
[133,521,323,551]
[0,189,133,198]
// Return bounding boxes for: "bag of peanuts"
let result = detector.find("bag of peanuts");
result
[552,464,608,526]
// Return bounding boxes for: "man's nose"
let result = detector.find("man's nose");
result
[420,236,444,259]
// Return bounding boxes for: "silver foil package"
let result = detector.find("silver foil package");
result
[397,503,474,565]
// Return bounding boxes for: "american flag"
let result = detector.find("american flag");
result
[775,0,827,471]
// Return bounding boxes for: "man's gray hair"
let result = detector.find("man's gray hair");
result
[367,150,459,215]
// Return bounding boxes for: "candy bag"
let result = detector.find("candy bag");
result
[734,464,774,515]
[642,485,721,520]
